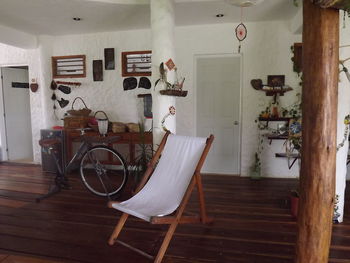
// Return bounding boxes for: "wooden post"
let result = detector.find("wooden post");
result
[296,1,339,263]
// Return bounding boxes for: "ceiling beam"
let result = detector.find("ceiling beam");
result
[0,25,37,49]
[312,0,350,10]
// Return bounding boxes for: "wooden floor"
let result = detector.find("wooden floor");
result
[0,163,349,263]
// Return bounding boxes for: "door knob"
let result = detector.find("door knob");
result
[234,121,239,125]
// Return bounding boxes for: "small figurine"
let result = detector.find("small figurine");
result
[155,62,172,90]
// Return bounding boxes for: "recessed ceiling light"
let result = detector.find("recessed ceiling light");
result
[216,14,224,18]
[73,17,82,21]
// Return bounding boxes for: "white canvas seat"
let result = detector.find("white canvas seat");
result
[108,132,214,263]
[110,134,207,221]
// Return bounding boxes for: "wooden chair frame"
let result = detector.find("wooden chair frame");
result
[108,131,214,263]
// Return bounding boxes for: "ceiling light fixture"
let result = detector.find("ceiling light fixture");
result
[73,17,82,21]
[225,0,264,7]
[216,14,224,18]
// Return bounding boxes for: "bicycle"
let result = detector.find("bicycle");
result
[37,128,128,202]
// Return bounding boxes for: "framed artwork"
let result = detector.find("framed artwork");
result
[93,60,103,81]
[121,50,152,77]
[52,55,86,78]
[104,48,115,70]
[267,75,285,87]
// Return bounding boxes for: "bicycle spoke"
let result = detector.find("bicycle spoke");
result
[80,146,127,198]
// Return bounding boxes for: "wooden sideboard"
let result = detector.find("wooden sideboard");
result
[65,130,153,165]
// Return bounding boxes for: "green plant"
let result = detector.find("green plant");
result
[129,122,154,189]
[250,152,261,179]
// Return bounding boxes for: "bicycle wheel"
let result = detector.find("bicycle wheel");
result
[80,145,128,197]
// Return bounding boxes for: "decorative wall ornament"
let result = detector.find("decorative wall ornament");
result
[93,60,103,81]
[123,77,137,90]
[138,77,151,89]
[155,62,171,90]
[235,8,247,53]
[104,48,115,70]
[161,106,176,132]
[30,78,38,92]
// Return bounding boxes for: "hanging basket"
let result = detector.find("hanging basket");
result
[94,111,109,136]
[67,97,92,116]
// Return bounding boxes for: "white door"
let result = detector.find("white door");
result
[196,55,241,174]
[1,67,33,161]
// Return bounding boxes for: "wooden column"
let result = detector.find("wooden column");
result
[296,1,339,263]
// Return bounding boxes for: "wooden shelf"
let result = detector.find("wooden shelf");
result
[262,87,293,96]
[259,117,291,122]
[159,90,188,97]
[267,134,288,140]
[275,153,300,158]
[275,152,300,169]
[137,93,151,98]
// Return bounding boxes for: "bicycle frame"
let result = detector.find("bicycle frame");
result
[64,138,92,174]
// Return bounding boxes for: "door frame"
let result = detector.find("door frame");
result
[193,53,243,175]
[0,64,31,161]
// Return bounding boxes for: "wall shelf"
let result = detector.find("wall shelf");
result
[159,90,188,97]
[263,87,293,96]
[259,117,291,122]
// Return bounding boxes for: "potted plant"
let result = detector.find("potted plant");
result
[250,152,261,180]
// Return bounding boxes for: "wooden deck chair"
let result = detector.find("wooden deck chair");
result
[108,132,214,263]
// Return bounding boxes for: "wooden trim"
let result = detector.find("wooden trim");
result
[296,1,339,262]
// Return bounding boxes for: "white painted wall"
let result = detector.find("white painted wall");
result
[48,30,152,127]
[0,43,43,163]
[336,16,350,223]
[0,20,302,176]
[175,22,301,177]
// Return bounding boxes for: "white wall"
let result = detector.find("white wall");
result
[175,22,301,177]
[0,20,302,177]
[0,43,43,162]
[47,30,152,127]
[336,16,350,222]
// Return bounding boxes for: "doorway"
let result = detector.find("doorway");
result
[0,66,33,163]
[195,54,241,175]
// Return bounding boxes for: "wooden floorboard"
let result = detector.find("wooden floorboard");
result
[0,163,349,262]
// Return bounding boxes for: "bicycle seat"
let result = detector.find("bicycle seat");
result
[39,138,61,148]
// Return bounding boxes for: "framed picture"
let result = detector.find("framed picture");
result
[52,55,86,78]
[267,75,285,87]
[121,50,152,77]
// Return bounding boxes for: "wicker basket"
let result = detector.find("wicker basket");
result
[67,97,92,116]
[112,122,126,133]
[126,123,140,133]
[64,116,91,129]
